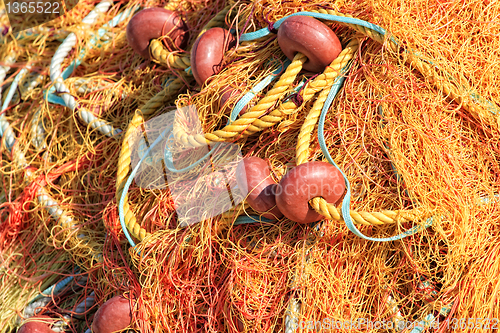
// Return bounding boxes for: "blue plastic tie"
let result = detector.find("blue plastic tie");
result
[317,65,432,242]
[44,7,138,106]
[239,12,391,43]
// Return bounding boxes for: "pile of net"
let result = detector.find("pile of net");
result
[1,0,499,331]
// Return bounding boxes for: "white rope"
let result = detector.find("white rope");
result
[49,1,121,138]
[32,179,103,264]
[22,297,52,319]
[0,60,102,262]
[30,106,47,151]
[0,50,19,152]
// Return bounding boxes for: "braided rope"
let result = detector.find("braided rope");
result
[197,6,230,36]
[150,6,230,69]
[149,40,191,69]
[243,38,360,136]
[49,2,132,138]
[116,78,188,241]
[295,40,359,166]
[310,197,418,225]
[173,52,307,147]
[295,79,337,165]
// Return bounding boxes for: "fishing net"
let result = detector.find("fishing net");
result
[1,0,499,331]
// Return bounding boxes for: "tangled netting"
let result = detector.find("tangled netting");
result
[1,0,500,332]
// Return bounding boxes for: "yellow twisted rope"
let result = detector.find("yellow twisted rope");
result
[197,6,231,37]
[150,40,191,70]
[150,6,230,71]
[294,45,357,166]
[309,197,418,225]
[116,76,252,240]
[282,14,431,225]
[313,8,499,124]
[173,52,307,147]
[242,38,360,136]
[116,77,187,241]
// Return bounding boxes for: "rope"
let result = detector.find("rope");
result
[244,38,360,136]
[49,3,135,138]
[0,6,112,268]
[116,77,187,243]
[149,40,191,69]
[295,39,360,166]
[315,65,433,241]
[149,6,230,69]
[289,38,421,227]
[309,197,417,225]
[0,50,19,152]
[173,52,306,147]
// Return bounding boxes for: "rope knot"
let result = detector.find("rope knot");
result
[267,21,278,34]
[290,93,303,107]
[264,13,278,34]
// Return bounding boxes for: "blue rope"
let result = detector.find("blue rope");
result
[29,269,81,303]
[120,123,276,247]
[317,65,432,242]
[239,12,391,43]
[0,67,28,151]
[119,127,170,247]
[44,6,138,107]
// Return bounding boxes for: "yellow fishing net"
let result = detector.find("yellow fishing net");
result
[0,0,499,331]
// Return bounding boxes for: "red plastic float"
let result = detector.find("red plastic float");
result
[91,295,133,333]
[235,157,283,220]
[18,316,55,333]
[126,8,189,59]
[277,16,342,72]
[191,28,236,85]
[275,161,345,223]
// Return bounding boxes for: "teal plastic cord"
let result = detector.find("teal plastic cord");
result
[45,6,139,107]
[120,123,273,248]
[119,61,291,247]
[317,65,433,242]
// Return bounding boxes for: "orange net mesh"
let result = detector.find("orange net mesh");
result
[1,0,499,331]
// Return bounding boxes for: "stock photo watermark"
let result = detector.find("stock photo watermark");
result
[290,317,500,331]
[3,0,80,33]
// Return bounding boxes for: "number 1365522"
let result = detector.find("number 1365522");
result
[445,318,499,330]
[6,2,60,14]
